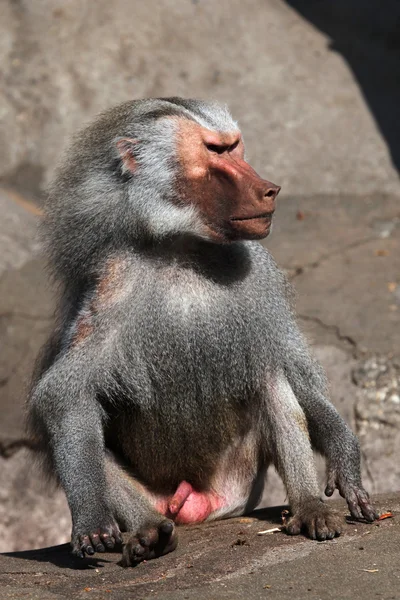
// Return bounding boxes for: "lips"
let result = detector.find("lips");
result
[230,211,274,222]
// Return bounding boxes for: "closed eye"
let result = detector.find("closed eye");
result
[205,139,240,154]
[205,143,230,154]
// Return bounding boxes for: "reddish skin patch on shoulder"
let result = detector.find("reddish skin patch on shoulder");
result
[70,313,93,347]
[155,480,225,524]
[93,257,127,309]
[175,118,281,243]
[70,257,126,348]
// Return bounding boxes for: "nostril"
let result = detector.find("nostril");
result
[264,185,281,199]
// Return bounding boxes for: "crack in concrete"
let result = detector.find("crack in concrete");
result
[298,314,358,354]
[0,375,9,388]
[0,311,52,322]
[288,235,375,280]
[0,439,39,459]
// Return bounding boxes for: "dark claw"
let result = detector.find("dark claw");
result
[360,502,379,523]
[72,520,122,558]
[103,536,115,549]
[95,543,105,552]
[160,521,174,535]
[357,490,378,522]
[309,530,317,540]
[91,534,104,553]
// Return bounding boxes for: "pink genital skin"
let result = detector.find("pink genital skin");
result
[154,481,225,524]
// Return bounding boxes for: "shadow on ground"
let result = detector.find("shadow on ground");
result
[286,0,400,174]
[1,505,286,571]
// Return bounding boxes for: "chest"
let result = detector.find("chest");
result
[127,259,279,381]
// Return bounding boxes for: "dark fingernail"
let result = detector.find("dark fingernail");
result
[86,546,95,555]
[161,521,174,534]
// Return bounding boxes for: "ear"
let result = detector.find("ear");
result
[116,138,138,173]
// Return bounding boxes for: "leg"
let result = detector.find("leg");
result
[105,455,176,567]
[266,372,341,540]
[286,354,377,522]
[29,349,175,562]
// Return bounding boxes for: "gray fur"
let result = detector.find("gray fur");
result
[28,97,376,564]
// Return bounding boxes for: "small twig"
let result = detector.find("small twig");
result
[257,527,282,536]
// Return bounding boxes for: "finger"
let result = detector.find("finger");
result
[325,485,335,497]
[90,533,105,553]
[348,499,364,521]
[79,535,94,556]
[101,534,115,549]
[160,520,174,535]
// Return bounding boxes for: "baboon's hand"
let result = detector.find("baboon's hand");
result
[72,517,122,558]
[325,468,378,522]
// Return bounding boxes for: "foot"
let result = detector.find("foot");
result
[121,519,177,567]
[72,518,122,558]
[285,499,342,541]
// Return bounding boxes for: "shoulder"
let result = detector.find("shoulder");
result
[245,241,279,270]
[245,241,293,298]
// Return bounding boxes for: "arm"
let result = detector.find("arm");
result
[29,350,122,556]
[285,356,377,521]
[264,370,342,540]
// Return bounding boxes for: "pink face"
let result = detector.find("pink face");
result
[175,119,281,242]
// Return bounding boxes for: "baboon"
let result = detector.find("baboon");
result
[28,98,377,566]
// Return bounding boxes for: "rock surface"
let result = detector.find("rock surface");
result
[0,0,399,197]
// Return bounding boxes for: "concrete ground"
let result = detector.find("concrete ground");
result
[0,0,399,596]
[1,494,399,600]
